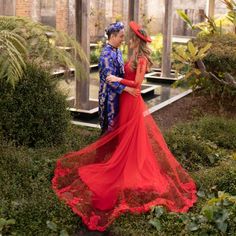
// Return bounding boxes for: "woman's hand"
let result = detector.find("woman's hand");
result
[106,75,122,83]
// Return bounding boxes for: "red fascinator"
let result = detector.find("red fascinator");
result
[129,21,152,43]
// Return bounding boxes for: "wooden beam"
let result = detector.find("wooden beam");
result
[75,0,90,109]
[161,0,173,77]
[31,0,41,22]
[206,0,215,18]
[128,0,140,57]
[128,0,140,23]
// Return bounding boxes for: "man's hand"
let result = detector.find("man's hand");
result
[124,87,140,97]
[106,75,121,83]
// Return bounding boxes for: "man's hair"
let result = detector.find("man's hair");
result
[105,22,124,40]
[107,30,119,40]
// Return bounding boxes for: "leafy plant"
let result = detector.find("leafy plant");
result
[173,34,236,104]
[0,30,27,86]
[173,41,212,90]
[177,6,236,35]
[181,191,236,234]
[90,41,103,64]
[165,116,236,171]
[0,218,15,235]
[150,33,163,66]
[177,9,220,35]
[0,63,70,147]
[221,0,236,33]
[46,220,69,236]
[0,16,87,86]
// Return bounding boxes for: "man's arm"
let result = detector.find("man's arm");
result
[99,51,125,94]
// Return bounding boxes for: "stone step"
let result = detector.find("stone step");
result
[145,68,183,84]
[51,64,99,76]
[67,84,160,121]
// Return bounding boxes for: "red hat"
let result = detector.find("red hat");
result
[129,21,152,43]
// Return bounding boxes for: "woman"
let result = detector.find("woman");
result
[52,21,197,232]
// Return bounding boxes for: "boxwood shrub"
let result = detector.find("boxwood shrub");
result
[0,63,70,147]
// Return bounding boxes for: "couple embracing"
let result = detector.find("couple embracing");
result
[52,21,197,232]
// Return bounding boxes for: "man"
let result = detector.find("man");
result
[98,22,138,134]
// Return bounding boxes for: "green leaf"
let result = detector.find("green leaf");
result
[177,10,193,28]
[187,221,199,231]
[216,221,228,233]
[208,155,216,164]
[197,190,206,198]
[149,219,162,231]
[193,69,201,75]
[6,219,16,225]
[0,218,6,231]
[188,41,197,57]
[154,206,164,218]
[198,43,212,57]
[202,205,215,221]
[46,220,57,232]
[60,229,69,236]
[179,214,189,223]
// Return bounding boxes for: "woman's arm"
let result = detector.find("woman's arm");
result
[106,57,147,88]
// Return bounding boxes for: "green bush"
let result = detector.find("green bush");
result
[174,34,236,102]
[0,144,79,235]
[197,116,236,150]
[0,125,99,235]
[164,117,236,171]
[0,63,70,147]
[194,159,236,196]
[194,34,236,76]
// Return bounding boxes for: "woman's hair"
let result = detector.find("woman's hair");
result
[130,30,153,71]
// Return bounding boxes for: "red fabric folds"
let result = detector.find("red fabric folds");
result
[52,60,197,232]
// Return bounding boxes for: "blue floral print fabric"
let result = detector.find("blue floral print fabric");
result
[98,44,125,132]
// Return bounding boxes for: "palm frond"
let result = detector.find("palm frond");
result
[0,30,27,86]
[0,16,88,82]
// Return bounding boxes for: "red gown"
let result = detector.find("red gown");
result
[52,57,197,232]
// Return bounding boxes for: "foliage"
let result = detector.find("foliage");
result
[0,16,87,86]
[177,9,220,35]
[221,0,236,33]
[194,33,236,76]
[164,116,236,171]
[173,34,236,102]
[0,30,27,87]
[120,42,128,62]
[0,63,71,147]
[173,41,212,90]
[90,41,128,64]
[150,33,163,66]
[111,192,236,236]
[0,115,235,235]
[0,218,15,235]
[0,125,99,235]
[178,191,236,235]
[90,41,103,64]
[195,159,236,196]
[177,5,236,36]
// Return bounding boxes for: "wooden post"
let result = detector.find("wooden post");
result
[128,0,140,57]
[161,0,173,78]
[75,0,90,109]
[31,0,41,22]
[128,0,140,23]
[206,0,215,18]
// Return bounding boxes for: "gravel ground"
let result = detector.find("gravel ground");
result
[152,92,236,132]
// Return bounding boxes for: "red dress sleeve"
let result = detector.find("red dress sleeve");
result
[120,57,147,88]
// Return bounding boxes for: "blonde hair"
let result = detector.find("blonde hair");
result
[130,30,153,71]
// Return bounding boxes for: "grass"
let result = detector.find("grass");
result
[0,116,236,235]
